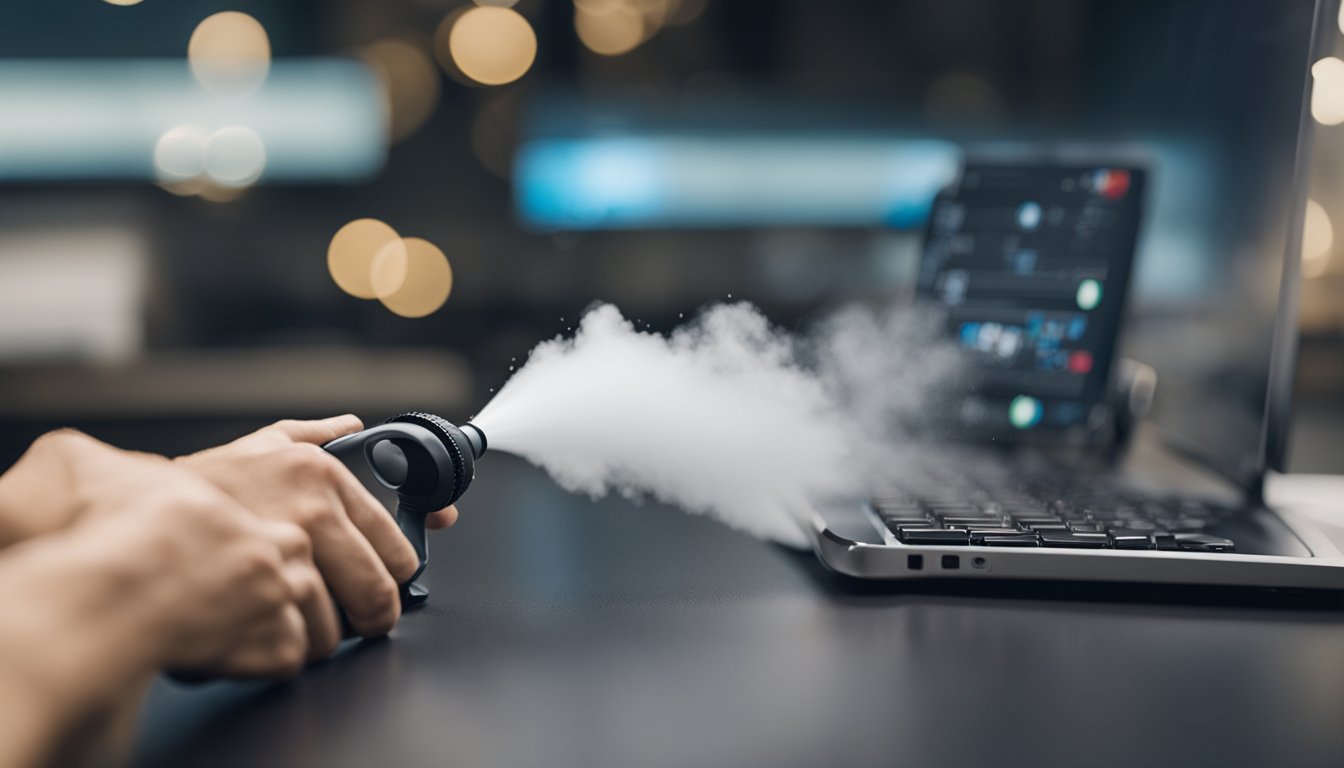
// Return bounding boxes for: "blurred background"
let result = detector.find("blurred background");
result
[1,0,1342,477]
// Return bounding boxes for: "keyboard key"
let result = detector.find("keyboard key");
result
[1020,522,1071,533]
[1068,522,1105,533]
[1174,533,1236,553]
[880,513,933,524]
[1110,532,1154,549]
[897,529,969,545]
[967,528,1025,544]
[1039,532,1110,548]
[1012,516,1064,526]
[1151,531,1178,550]
[940,516,1009,527]
[886,522,936,534]
[977,533,1040,547]
[890,522,943,536]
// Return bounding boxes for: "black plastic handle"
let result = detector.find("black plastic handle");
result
[394,500,430,584]
[322,415,484,613]
[323,422,457,605]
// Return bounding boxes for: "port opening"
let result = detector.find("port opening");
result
[907,554,924,571]
[941,554,960,570]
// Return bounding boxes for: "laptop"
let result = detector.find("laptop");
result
[810,1,1344,590]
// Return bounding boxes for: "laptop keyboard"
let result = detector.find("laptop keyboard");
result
[872,469,1238,552]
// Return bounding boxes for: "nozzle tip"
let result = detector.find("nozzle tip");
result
[460,422,487,459]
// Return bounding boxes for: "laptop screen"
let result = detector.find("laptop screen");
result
[919,163,1146,437]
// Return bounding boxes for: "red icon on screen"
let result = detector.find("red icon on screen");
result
[1091,169,1130,200]
[1067,350,1094,374]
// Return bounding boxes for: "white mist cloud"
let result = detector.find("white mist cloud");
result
[472,302,961,548]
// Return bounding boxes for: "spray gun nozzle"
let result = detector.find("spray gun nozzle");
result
[322,411,488,610]
[461,422,488,459]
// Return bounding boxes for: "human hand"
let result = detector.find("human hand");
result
[176,415,458,637]
[40,431,337,674]
[0,434,334,768]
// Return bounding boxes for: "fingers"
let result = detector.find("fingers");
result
[267,415,365,445]
[426,505,459,530]
[259,520,340,661]
[295,491,402,637]
[281,562,341,661]
[212,605,310,679]
[330,467,421,584]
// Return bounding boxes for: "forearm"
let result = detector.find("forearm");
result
[0,527,167,768]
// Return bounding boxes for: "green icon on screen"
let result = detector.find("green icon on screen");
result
[1009,395,1043,430]
[1076,279,1102,311]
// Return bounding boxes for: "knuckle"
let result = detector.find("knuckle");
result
[270,419,301,437]
[293,570,323,603]
[274,524,313,561]
[33,428,86,451]
[288,444,346,483]
[29,429,100,463]
[239,544,284,585]
[296,442,336,469]
[289,498,333,532]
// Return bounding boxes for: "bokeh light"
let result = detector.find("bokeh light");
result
[1303,198,1333,279]
[328,219,406,300]
[204,126,266,188]
[360,39,442,143]
[1310,57,1344,126]
[369,240,410,299]
[188,12,271,95]
[575,1,646,56]
[153,125,210,183]
[103,0,145,6]
[634,0,675,31]
[374,238,453,317]
[447,6,537,86]
[154,125,263,201]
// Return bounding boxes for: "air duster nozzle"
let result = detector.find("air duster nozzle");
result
[460,422,487,459]
[322,411,488,607]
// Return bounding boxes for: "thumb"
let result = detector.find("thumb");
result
[268,415,366,445]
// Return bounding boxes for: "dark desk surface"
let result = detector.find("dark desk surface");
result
[134,455,1344,768]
